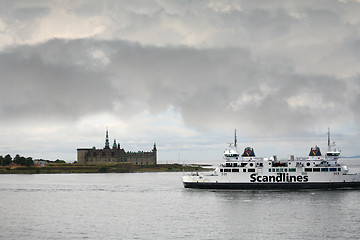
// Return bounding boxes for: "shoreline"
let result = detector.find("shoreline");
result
[0,163,213,174]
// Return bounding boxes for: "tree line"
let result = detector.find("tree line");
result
[0,154,34,166]
[0,154,67,167]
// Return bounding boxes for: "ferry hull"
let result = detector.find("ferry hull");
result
[183,181,360,190]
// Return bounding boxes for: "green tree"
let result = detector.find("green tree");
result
[24,157,34,167]
[13,155,33,166]
[4,154,12,165]
[54,159,66,164]
[13,154,21,164]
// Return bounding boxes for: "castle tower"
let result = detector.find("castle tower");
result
[152,143,157,164]
[104,129,110,149]
[113,139,117,149]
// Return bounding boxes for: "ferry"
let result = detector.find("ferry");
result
[182,129,360,189]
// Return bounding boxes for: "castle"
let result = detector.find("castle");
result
[77,130,157,165]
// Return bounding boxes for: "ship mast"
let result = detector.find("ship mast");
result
[327,127,331,152]
[234,129,237,149]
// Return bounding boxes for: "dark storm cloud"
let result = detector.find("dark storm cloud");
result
[0,39,116,121]
[0,1,51,26]
[1,38,359,136]
[12,7,50,21]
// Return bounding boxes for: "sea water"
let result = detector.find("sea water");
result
[0,159,360,240]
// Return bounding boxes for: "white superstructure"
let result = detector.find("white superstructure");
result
[182,129,360,189]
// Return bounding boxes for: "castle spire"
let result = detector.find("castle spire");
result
[113,139,117,149]
[105,128,110,149]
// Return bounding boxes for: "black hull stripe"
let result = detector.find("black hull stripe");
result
[183,182,360,190]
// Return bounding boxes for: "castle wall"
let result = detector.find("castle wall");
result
[126,150,157,165]
[77,149,90,164]
[77,147,157,165]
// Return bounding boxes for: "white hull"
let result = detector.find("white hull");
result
[183,168,360,189]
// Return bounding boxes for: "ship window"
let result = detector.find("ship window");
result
[280,168,284,172]
[225,154,239,157]
[248,169,255,172]
[232,169,239,172]
[243,169,246,172]
[313,168,320,172]
[268,169,271,172]
[330,168,337,172]
[289,168,296,172]
[276,168,280,172]
[272,168,276,172]
[241,163,248,167]
[321,168,328,172]
[326,153,340,156]
[233,163,238,167]
[305,168,312,172]
[284,168,288,172]
[220,169,223,172]
[338,168,341,171]
[224,169,231,172]
[226,163,231,167]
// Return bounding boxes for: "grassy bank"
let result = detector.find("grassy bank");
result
[0,163,213,174]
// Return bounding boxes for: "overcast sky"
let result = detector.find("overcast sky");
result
[1,0,360,163]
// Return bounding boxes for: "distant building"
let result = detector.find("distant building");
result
[77,130,157,165]
[34,160,47,166]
